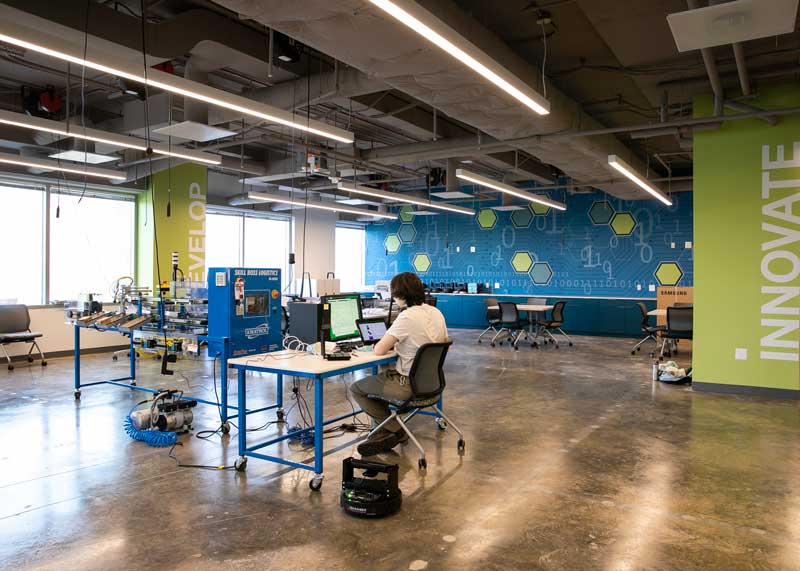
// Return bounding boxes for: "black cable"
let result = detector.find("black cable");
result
[138,0,170,355]
[77,0,90,203]
[168,441,235,470]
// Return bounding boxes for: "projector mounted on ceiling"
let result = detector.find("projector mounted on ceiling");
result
[667,0,799,52]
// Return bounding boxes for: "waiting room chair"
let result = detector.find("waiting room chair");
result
[660,306,693,360]
[364,341,464,470]
[477,297,501,343]
[0,304,46,371]
[490,302,525,349]
[532,301,573,348]
[631,302,665,356]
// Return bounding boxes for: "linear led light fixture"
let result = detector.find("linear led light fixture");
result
[455,169,566,211]
[0,109,220,166]
[337,181,475,215]
[607,155,672,206]
[247,191,397,220]
[368,0,549,116]
[0,24,354,144]
[0,151,125,180]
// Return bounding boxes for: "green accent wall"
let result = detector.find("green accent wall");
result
[693,84,800,394]
[136,163,207,292]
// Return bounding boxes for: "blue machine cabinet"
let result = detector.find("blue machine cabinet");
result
[207,267,282,358]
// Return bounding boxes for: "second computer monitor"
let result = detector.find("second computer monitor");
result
[321,294,363,341]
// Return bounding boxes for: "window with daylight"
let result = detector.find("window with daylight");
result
[0,185,44,304]
[335,226,366,292]
[243,217,291,288]
[49,194,135,302]
[205,212,243,269]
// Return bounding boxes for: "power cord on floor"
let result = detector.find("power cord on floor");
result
[167,441,235,471]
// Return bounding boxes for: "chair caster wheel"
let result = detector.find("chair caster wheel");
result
[514,346,519,351]
[477,340,482,344]
[555,345,559,349]
[221,422,231,435]
[7,364,13,371]
[41,361,47,366]
[418,458,427,470]
[74,390,81,400]
[569,343,573,347]
[27,356,33,363]
[276,409,285,422]
[630,351,635,355]
[112,355,118,361]
[490,343,495,348]
[130,381,136,386]
[436,417,447,430]
[309,476,323,491]
[457,439,465,454]
[234,457,247,472]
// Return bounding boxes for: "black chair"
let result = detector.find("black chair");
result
[533,301,573,348]
[477,297,501,343]
[364,341,464,470]
[424,294,438,307]
[490,302,524,349]
[631,302,665,356]
[660,306,693,360]
[0,304,46,371]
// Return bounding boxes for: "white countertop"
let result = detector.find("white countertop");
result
[228,349,396,375]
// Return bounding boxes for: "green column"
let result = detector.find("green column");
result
[136,163,207,292]
[693,84,800,396]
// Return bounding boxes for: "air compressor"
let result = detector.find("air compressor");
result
[129,390,197,433]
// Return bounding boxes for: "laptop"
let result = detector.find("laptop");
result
[356,318,388,345]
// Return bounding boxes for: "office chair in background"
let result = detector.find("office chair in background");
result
[477,297,501,343]
[631,302,664,356]
[0,304,47,371]
[490,302,525,349]
[661,306,693,360]
[532,301,573,348]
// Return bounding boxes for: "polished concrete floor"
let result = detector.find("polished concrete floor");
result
[1,330,799,571]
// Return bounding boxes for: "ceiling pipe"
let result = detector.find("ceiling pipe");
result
[732,42,751,96]
[687,0,724,111]
[724,100,778,125]
[629,122,723,140]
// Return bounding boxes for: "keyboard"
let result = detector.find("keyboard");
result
[337,341,364,352]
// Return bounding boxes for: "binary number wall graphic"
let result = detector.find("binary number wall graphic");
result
[366,188,693,297]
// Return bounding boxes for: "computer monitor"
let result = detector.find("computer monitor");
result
[321,294,363,341]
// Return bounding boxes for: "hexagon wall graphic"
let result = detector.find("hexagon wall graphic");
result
[412,253,432,273]
[383,234,401,254]
[654,262,684,286]
[510,251,534,274]
[529,200,551,216]
[510,208,533,228]
[397,223,417,244]
[476,208,498,230]
[589,201,615,225]
[399,205,415,223]
[529,262,553,285]
[610,212,637,236]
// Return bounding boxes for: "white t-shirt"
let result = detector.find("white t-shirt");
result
[386,303,448,376]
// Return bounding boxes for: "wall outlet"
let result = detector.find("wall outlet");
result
[456,246,460,253]
[494,282,500,289]
[470,246,476,253]
[685,241,692,249]
[735,348,748,360]
[670,242,676,249]
[648,284,656,292]
[636,283,642,291]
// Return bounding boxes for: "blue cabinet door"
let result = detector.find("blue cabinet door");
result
[434,296,464,326]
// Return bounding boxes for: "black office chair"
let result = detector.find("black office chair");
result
[477,297,501,343]
[631,302,665,356]
[660,306,693,360]
[363,341,464,470]
[0,304,47,371]
[490,302,525,349]
[533,301,573,348]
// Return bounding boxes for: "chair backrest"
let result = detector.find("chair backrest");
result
[527,297,547,306]
[636,302,650,328]
[408,341,452,400]
[673,302,693,308]
[550,301,566,323]
[484,297,500,321]
[0,304,30,334]
[497,301,519,323]
[667,306,693,338]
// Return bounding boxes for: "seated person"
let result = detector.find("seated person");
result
[350,272,448,456]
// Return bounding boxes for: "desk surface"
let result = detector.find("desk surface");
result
[229,349,397,375]
[648,309,666,317]
[488,304,552,312]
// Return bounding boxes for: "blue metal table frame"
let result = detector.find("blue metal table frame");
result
[72,327,280,432]
[231,353,406,490]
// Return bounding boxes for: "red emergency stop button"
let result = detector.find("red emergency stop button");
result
[271,289,280,299]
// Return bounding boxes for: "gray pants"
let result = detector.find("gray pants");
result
[350,369,412,433]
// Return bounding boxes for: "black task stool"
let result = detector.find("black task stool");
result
[363,341,465,470]
[341,457,402,518]
[0,304,47,371]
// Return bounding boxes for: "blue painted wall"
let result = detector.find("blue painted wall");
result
[365,187,693,298]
